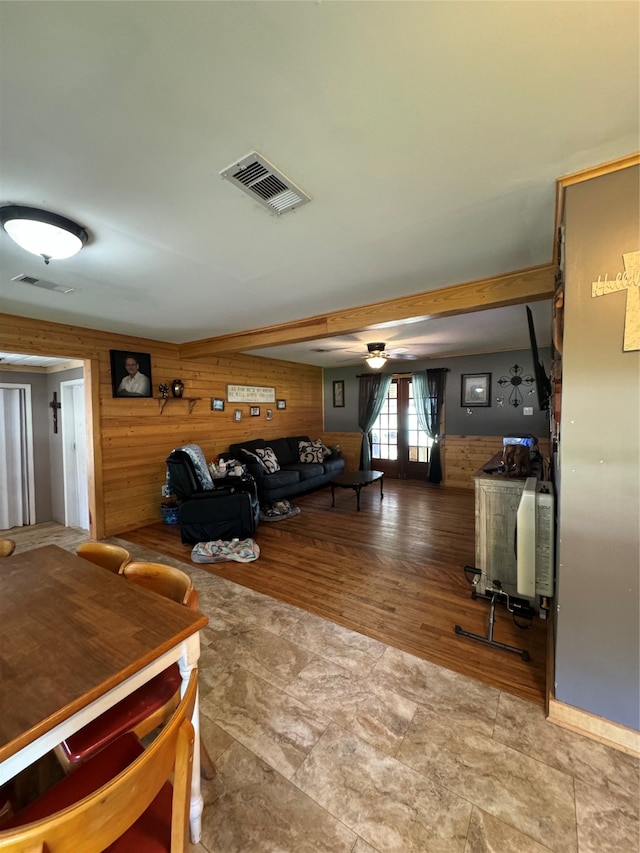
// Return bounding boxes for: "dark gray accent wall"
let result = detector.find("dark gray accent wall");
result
[324,345,551,441]
[555,166,639,731]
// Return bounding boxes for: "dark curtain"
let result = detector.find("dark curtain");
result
[412,368,447,484]
[358,373,392,470]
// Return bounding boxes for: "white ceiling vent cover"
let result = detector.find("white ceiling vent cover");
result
[11,273,75,294]
[220,152,311,215]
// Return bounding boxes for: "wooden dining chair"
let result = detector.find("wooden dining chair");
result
[56,560,214,779]
[0,670,197,852]
[76,542,131,574]
[0,539,16,558]
[122,560,193,603]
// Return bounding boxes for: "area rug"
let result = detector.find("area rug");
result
[190,538,260,563]
[259,499,301,522]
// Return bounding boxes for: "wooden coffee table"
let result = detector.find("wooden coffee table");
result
[330,470,384,511]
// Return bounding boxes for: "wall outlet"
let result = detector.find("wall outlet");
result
[523,406,533,416]
[161,485,170,497]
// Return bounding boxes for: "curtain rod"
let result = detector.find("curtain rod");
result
[355,367,450,378]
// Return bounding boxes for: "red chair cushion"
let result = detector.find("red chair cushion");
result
[60,663,181,763]
[6,733,173,852]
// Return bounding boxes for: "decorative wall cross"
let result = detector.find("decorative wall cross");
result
[49,391,61,434]
[497,364,534,408]
[592,250,639,352]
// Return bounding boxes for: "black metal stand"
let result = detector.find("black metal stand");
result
[455,583,531,661]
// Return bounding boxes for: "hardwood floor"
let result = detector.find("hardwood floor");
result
[121,478,548,706]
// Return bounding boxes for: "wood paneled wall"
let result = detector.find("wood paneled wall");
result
[444,435,551,490]
[321,431,363,473]
[1,313,322,538]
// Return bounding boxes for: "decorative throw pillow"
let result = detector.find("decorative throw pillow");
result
[255,446,280,473]
[241,447,267,470]
[299,439,324,464]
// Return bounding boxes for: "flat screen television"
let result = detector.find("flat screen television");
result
[526,305,551,412]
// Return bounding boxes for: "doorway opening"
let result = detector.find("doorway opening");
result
[370,377,433,479]
[61,379,89,530]
[0,383,37,528]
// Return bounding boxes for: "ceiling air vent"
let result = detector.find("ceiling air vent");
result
[11,273,75,294]
[220,152,311,215]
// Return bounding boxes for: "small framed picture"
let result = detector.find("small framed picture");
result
[332,380,345,408]
[250,406,260,417]
[211,398,225,412]
[461,373,491,407]
[234,409,242,422]
[276,399,286,410]
[266,409,273,420]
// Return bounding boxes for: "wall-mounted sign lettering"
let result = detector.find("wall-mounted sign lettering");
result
[226,384,276,403]
[592,250,639,351]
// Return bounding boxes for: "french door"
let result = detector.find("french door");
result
[370,378,432,479]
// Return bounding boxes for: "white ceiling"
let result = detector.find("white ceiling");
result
[0,2,637,366]
[0,352,73,370]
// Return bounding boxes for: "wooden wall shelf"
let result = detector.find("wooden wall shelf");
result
[158,397,201,414]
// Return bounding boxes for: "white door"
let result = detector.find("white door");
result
[0,384,36,528]
[61,379,89,530]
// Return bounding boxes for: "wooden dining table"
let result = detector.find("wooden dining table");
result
[0,544,208,843]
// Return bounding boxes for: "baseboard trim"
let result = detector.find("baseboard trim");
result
[547,697,640,758]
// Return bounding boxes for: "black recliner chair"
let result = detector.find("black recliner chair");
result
[166,447,260,545]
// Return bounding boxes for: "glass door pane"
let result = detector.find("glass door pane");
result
[371,379,433,479]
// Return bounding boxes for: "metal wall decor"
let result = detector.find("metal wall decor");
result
[497,364,535,407]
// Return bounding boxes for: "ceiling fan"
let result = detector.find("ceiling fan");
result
[313,336,423,366]
[363,342,419,369]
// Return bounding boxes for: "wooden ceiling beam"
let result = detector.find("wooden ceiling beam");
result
[179,263,555,360]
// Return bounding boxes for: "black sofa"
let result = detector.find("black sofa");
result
[227,436,345,503]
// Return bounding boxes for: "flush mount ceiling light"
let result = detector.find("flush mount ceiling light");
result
[0,205,88,264]
[365,342,389,370]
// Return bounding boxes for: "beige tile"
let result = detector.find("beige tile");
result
[281,609,387,674]
[397,705,577,852]
[293,722,472,853]
[353,838,381,853]
[370,645,500,735]
[209,584,305,635]
[199,714,235,763]
[201,667,329,779]
[200,740,356,853]
[464,806,555,852]
[196,632,242,698]
[494,692,640,801]
[286,655,417,755]
[575,777,640,853]
[201,624,314,690]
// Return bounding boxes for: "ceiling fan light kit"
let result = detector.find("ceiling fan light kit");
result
[0,204,88,264]
[365,342,389,370]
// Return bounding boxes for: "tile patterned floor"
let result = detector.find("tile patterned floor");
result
[5,523,640,852]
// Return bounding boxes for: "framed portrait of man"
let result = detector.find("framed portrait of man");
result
[110,350,153,398]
